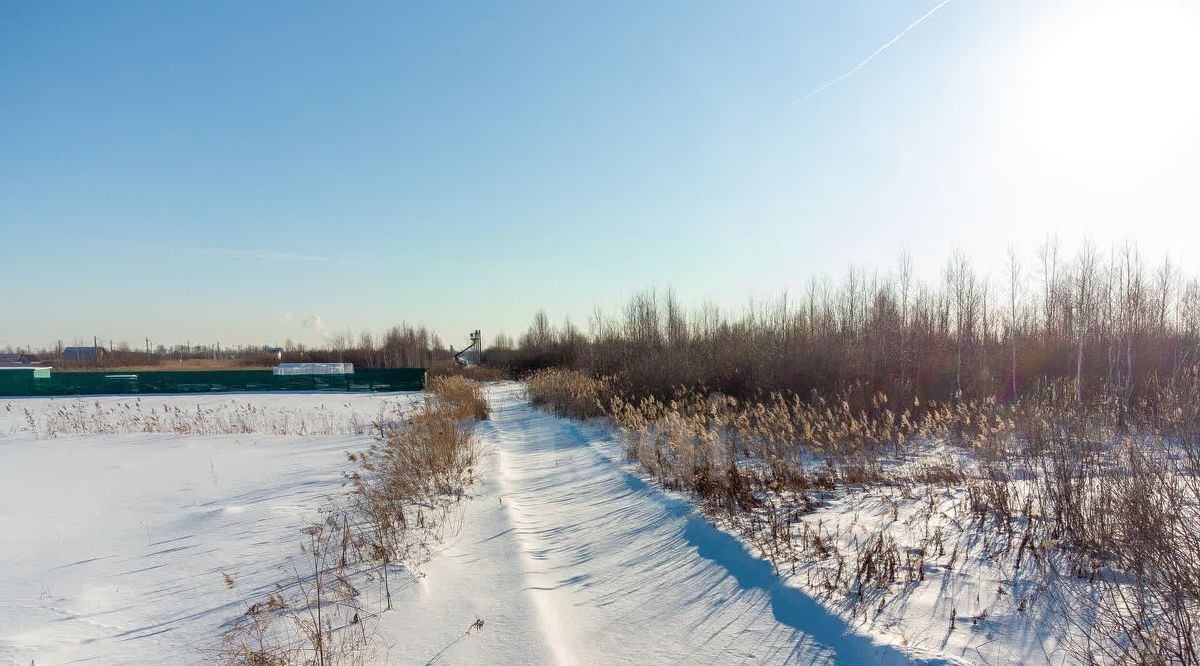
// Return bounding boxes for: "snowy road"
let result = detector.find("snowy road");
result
[384,384,951,665]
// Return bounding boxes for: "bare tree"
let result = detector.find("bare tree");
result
[1007,245,1023,400]
[1073,242,1099,403]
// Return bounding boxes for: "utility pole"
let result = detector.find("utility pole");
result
[146,337,151,355]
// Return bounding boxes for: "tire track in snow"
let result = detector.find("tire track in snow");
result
[493,430,581,666]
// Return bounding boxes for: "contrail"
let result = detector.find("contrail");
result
[796,0,954,102]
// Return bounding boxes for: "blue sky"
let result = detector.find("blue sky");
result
[3,0,1198,350]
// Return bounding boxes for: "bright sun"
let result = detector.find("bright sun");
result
[1021,0,1200,173]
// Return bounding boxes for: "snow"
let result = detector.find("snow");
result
[746,485,1068,664]
[2,386,1057,665]
[376,384,950,664]
[0,393,418,665]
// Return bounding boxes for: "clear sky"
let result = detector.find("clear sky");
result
[3,0,1198,350]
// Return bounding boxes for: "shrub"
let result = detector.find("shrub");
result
[525,368,612,420]
[426,375,490,420]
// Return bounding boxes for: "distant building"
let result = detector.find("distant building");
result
[264,347,284,360]
[63,346,107,361]
[273,362,353,375]
[0,353,38,364]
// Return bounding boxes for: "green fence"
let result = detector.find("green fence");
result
[0,368,426,397]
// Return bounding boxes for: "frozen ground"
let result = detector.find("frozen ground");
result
[0,393,417,665]
[3,386,1052,664]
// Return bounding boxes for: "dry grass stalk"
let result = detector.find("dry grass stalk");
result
[220,379,488,664]
[528,368,1200,663]
[425,375,490,421]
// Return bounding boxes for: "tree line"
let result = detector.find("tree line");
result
[492,240,1200,405]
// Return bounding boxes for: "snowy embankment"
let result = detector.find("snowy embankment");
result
[4,386,1017,664]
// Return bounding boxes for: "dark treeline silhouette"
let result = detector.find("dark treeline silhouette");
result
[321,324,448,369]
[493,241,1200,404]
[18,324,451,371]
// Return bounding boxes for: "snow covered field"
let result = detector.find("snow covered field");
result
[3,386,1069,665]
[0,393,417,665]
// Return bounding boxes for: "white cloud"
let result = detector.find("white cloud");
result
[301,315,325,331]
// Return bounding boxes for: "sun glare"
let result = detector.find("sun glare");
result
[1022,0,1200,172]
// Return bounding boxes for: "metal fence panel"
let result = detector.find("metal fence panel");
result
[0,368,426,397]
